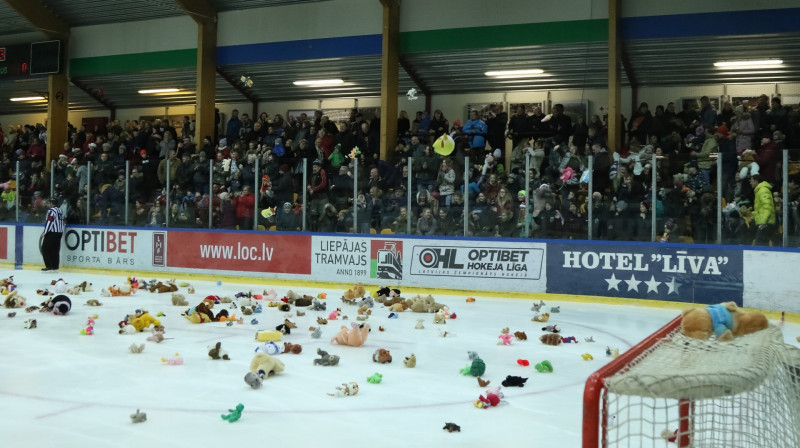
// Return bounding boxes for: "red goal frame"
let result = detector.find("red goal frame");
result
[582,315,684,448]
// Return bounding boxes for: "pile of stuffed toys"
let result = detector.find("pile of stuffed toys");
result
[5,273,785,432]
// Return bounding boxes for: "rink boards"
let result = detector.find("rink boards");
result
[1,224,798,313]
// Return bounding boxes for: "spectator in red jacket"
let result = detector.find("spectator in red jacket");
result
[235,184,255,229]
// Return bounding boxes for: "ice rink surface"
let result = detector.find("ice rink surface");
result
[0,269,797,448]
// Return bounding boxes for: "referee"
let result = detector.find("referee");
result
[41,198,65,272]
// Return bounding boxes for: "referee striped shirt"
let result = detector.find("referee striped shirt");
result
[44,206,65,233]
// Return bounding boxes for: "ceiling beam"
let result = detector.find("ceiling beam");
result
[4,0,70,39]
[399,57,432,113]
[71,78,116,115]
[172,0,217,24]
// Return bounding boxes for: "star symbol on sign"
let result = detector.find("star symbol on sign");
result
[644,275,661,294]
[624,274,641,292]
[666,276,682,295]
[605,273,621,291]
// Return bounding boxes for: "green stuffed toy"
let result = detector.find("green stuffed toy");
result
[460,358,486,377]
[221,403,244,422]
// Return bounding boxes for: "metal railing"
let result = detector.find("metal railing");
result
[5,148,797,248]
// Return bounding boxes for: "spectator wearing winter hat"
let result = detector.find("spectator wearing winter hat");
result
[216,138,231,159]
[685,161,708,194]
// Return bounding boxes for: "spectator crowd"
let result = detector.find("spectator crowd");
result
[2,93,800,246]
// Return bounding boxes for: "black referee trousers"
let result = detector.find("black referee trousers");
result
[42,232,63,270]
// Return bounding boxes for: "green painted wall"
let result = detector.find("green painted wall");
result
[70,49,196,78]
[400,19,608,54]
[68,19,608,76]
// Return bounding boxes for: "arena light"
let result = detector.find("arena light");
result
[293,79,345,86]
[713,59,783,69]
[138,88,180,94]
[10,96,45,102]
[485,69,544,77]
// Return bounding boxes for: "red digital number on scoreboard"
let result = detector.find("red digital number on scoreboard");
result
[0,48,6,62]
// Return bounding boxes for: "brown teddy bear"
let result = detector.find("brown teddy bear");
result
[171,293,188,306]
[540,333,562,346]
[331,322,371,347]
[3,292,24,309]
[681,302,768,341]
[208,342,230,360]
[289,295,313,307]
[384,296,406,308]
[282,342,302,354]
[388,302,408,312]
[351,283,366,298]
[372,348,392,363]
[149,281,178,293]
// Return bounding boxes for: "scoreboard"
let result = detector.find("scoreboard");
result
[0,44,30,77]
[0,41,60,77]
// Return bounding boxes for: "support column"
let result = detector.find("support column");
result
[607,0,622,154]
[47,72,69,165]
[379,0,400,162]
[196,20,217,150]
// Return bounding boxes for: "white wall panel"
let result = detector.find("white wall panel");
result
[622,0,797,18]
[69,16,197,58]
[217,0,382,47]
[399,0,607,32]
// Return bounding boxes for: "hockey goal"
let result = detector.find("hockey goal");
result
[583,315,800,448]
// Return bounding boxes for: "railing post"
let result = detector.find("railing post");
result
[407,157,413,235]
[124,160,130,226]
[783,149,789,247]
[165,158,170,228]
[15,161,20,223]
[353,161,358,233]
[716,153,723,244]
[651,153,657,242]
[254,157,260,230]
[86,161,91,225]
[50,160,55,199]
[463,156,470,237]
[524,152,530,238]
[587,155,594,241]
[301,159,308,232]
[208,159,213,229]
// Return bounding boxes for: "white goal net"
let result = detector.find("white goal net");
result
[599,324,800,448]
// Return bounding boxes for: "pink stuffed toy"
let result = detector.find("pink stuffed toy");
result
[498,333,513,345]
[330,322,371,347]
[328,309,340,320]
[475,386,503,409]
[560,166,575,184]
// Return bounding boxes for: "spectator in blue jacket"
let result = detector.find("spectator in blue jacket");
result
[463,110,488,153]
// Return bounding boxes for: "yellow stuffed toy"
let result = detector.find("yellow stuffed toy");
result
[131,312,161,332]
[681,301,768,341]
[184,302,215,324]
[249,353,285,379]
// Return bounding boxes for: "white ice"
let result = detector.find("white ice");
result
[0,269,797,448]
